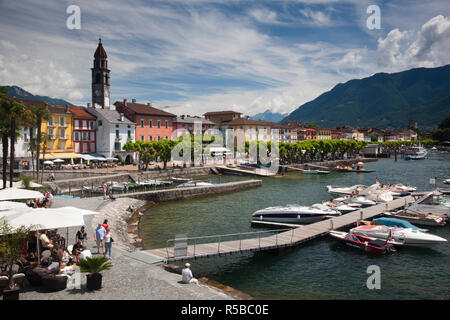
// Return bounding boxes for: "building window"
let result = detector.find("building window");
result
[115,130,120,139]
[59,117,66,127]
[98,120,102,126]
[48,142,53,150]
[165,135,168,140]
[141,135,145,141]
[165,120,168,128]
[90,132,95,141]
[82,120,87,129]
[127,131,131,139]
[149,120,153,128]
[149,135,153,141]
[157,120,161,128]
[60,141,65,150]
[75,143,80,153]
[59,128,66,139]
[47,128,53,137]
[74,132,80,141]
[140,119,144,128]
[157,135,161,141]
[89,121,95,130]
[74,120,79,129]
[82,132,89,141]
[90,142,95,153]
[114,142,121,151]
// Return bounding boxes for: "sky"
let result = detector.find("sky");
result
[0,0,449,117]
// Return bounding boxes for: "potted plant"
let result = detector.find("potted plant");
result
[79,256,112,291]
[0,218,33,300]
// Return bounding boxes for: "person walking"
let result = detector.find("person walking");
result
[102,184,107,200]
[102,219,109,231]
[103,228,112,260]
[94,223,106,255]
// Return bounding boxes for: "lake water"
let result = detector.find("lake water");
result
[140,152,450,299]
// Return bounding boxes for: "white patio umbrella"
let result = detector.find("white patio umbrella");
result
[4,180,43,188]
[53,159,64,163]
[43,160,54,165]
[106,157,118,161]
[0,188,44,201]
[0,201,28,211]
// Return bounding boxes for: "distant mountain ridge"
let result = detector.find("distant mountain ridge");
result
[4,85,75,106]
[250,109,287,123]
[282,65,450,130]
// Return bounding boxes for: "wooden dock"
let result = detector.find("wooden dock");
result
[145,196,415,263]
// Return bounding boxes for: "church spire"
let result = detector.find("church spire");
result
[94,38,107,59]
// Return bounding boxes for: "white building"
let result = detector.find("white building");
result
[86,105,136,164]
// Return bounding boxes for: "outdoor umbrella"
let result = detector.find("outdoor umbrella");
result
[53,159,64,163]
[0,188,44,201]
[106,157,118,161]
[44,160,54,165]
[4,180,43,188]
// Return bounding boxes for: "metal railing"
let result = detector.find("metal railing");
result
[165,228,295,260]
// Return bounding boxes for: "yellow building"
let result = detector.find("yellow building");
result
[40,106,79,162]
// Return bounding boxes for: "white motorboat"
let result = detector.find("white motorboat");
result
[405,146,428,160]
[443,179,450,185]
[177,181,215,188]
[384,211,447,227]
[391,184,417,192]
[326,185,367,198]
[252,205,341,224]
[359,183,394,202]
[334,196,376,207]
[171,177,192,183]
[350,225,447,246]
[315,201,357,214]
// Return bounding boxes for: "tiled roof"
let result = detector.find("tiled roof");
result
[173,116,215,125]
[13,98,48,108]
[225,118,274,126]
[114,101,176,117]
[68,106,96,119]
[86,108,135,125]
[203,110,242,116]
[49,105,73,115]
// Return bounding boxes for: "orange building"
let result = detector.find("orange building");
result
[114,99,176,141]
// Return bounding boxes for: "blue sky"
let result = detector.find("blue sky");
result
[0,0,449,116]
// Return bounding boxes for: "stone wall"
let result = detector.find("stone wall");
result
[116,180,262,202]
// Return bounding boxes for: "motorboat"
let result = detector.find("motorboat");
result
[314,201,357,214]
[370,217,425,231]
[329,230,397,255]
[326,185,367,198]
[350,225,447,246]
[171,177,192,183]
[391,184,417,192]
[359,184,394,202]
[334,195,376,207]
[404,145,428,160]
[303,169,330,174]
[384,211,447,227]
[444,179,450,185]
[252,205,341,224]
[177,181,215,188]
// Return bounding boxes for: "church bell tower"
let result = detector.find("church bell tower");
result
[91,38,111,108]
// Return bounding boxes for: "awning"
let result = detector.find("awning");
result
[0,188,44,201]
[40,152,80,160]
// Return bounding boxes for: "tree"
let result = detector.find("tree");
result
[154,140,177,169]
[0,218,34,291]
[31,105,50,182]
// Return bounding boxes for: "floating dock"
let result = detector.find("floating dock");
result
[145,195,415,263]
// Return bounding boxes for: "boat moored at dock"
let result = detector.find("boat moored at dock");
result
[252,204,341,224]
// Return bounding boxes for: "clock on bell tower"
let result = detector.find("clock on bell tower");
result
[91,38,111,109]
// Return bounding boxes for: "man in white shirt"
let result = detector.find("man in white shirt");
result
[181,263,198,284]
[40,230,53,249]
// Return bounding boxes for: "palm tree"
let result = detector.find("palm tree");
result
[31,105,50,182]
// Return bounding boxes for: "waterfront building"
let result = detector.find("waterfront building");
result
[86,105,136,163]
[172,115,215,138]
[68,106,97,154]
[91,38,111,108]
[297,127,318,140]
[317,127,332,140]
[114,99,176,142]
[203,110,242,124]
[40,105,79,162]
[1,98,47,170]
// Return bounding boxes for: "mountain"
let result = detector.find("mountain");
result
[282,65,450,130]
[4,85,75,106]
[250,109,288,123]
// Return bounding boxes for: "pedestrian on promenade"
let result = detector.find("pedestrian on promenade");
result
[94,223,106,255]
[181,263,199,285]
[103,228,112,260]
[102,184,107,200]
[76,226,88,246]
[102,219,109,231]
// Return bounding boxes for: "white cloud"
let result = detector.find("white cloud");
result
[376,15,450,70]
[299,8,332,26]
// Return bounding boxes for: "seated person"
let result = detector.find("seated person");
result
[72,241,84,264]
[40,230,54,250]
[41,257,60,275]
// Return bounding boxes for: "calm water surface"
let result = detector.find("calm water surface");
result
[140,152,450,299]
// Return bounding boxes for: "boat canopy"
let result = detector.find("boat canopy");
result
[374,217,421,230]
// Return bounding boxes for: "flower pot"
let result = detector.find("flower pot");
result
[2,287,20,300]
[86,273,102,291]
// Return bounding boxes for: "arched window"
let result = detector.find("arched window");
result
[95,73,101,84]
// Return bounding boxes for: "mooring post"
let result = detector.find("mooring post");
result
[360,210,363,220]
[385,203,389,212]
[330,219,334,230]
